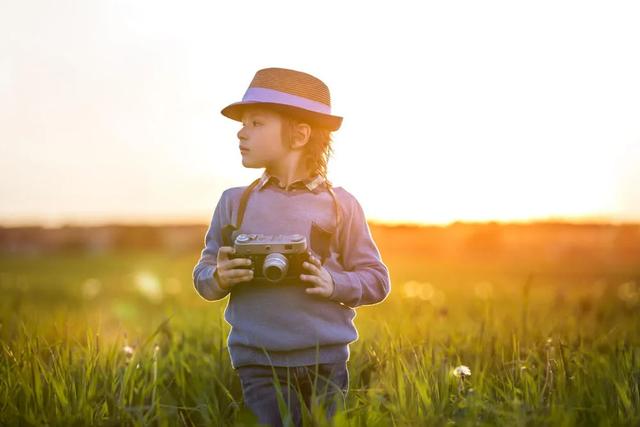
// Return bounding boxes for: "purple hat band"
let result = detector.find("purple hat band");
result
[241,87,332,115]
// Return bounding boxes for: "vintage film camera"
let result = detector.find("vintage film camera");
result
[230,233,312,283]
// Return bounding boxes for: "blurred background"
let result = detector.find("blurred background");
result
[1,0,639,228]
[1,1,639,424]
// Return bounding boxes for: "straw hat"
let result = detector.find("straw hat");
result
[221,67,343,131]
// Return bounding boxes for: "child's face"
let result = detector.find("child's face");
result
[237,107,289,169]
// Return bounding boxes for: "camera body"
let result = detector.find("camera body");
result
[230,233,311,283]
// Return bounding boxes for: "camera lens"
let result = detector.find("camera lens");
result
[263,253,288,282]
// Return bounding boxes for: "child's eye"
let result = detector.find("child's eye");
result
[241,120,261,128]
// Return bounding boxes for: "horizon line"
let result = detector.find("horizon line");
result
[1,216,638,230]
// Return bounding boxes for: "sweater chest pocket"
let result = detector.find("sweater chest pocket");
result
[309,220,335,264]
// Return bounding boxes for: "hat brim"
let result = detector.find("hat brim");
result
[221,101,343,131]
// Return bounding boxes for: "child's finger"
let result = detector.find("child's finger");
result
[226,269,254,278]
[302,261,320,275]
[308,255,321,266]
[223,271,253,285]
[217,246,235,261]
[226,258,252,269]
[300,274,320,285]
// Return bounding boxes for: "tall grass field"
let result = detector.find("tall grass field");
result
[0,238,638,426]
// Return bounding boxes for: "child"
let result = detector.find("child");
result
[193,67,391,426]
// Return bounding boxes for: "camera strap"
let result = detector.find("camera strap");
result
[220,177,261,247]
[236,177,262,229]
[221,176,342,252]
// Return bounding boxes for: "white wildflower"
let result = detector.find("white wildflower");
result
[123,345,134,358]
[452,365,471,378]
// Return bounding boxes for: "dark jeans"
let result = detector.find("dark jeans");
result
[236,361,349,427]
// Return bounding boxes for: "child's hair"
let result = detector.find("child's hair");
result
[277,109,334,180]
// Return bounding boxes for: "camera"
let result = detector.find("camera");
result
[230,233,311,283]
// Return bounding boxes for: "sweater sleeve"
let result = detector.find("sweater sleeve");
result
[192,190,232,301]
[326,193,391,308]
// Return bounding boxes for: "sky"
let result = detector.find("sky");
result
[1,0,639,227]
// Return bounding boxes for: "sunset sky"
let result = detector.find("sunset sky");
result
[1,1,639,227]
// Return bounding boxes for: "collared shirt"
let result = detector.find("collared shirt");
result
[256,170,326,194]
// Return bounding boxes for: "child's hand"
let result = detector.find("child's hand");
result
[215,246,253,291]
[300,254,335,298]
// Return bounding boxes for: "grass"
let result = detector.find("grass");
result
[0,249,638,426]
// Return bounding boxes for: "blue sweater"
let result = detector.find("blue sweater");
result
[192,172,391,368]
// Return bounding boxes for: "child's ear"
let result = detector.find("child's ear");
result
[290,122,311,149]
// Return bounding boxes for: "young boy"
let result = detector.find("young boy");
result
[193,67,391,426]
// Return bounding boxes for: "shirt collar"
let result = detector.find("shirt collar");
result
[256,170,326,194]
